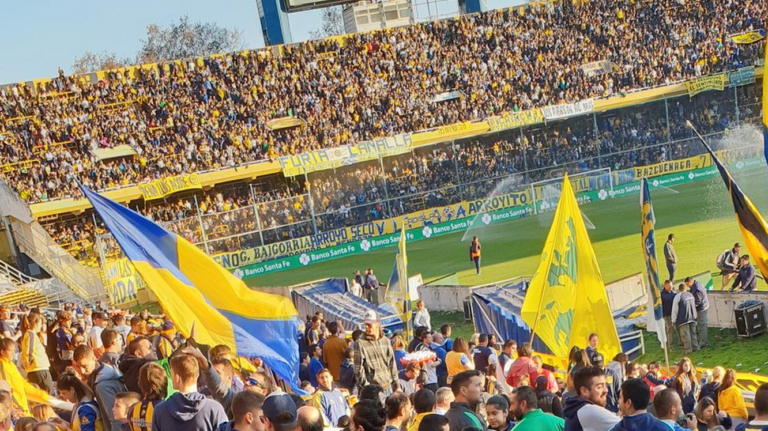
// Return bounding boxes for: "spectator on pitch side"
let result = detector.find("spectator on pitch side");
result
[563,366,619,431]
[672,283,698,354]
[731,255,757,292]
[354,311,399,396]
[413,300,431,331]
[664,234,678,281]
[660,280,677,349]
[510,386,565,431]
[717,243,741,290]
[685,277,709,349]
[364,269,382,306]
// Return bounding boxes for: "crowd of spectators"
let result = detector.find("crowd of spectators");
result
[42,81,761,264]
[1,0,765,204]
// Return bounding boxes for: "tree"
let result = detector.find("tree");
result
[71,51,133,74]
[309,6,346,40]
[137,15,244,63]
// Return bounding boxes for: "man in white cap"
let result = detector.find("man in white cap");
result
[353,310,399,396]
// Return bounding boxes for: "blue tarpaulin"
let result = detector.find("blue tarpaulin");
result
[292,278,404,334]
[471,281,642,359]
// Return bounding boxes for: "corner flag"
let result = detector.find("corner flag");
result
[521,174,621,360]
[641,179,667,346]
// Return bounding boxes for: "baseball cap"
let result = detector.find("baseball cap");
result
[363,310,378,324]
[93,311,109,320]
[591,354,604,366]
[262,393,297,430]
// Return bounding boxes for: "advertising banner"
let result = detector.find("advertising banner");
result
[138,173,201,201]
[729,66,756,87]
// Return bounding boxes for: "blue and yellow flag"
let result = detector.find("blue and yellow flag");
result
[731,30,765,45]
[700,136,768,288]
[385,226,409,331]
[763,43,768,168]
[641,178,667,345]
[521,174,621,360]
[80,186,302,389]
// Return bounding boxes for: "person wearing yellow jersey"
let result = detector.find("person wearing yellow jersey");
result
[20,312,54,394]
[408,389,435,431]
[445,337,474,384]
[0,339,73,416]
[58,372,104,431]
[128,362,167,431]
[126,315,145,347]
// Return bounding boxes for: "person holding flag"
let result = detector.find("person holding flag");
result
[469,236,482,275]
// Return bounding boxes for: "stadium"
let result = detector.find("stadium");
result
[0,0,767,430]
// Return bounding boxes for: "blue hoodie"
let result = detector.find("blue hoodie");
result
[609,412,668,431]
[152,391,228,431]
[563,396,619,431]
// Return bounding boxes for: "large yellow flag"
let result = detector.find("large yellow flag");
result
[521,174,621,360]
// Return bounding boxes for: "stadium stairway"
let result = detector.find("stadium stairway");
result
[0,259,79,308]
[0,181,104,302]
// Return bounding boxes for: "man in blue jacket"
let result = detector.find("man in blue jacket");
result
[685,277,710,348]
[731,255,757,292]
[660,280,677,349]
[609,379,667,431]
[671,283,698,354]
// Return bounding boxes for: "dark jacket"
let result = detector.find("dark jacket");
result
[339,358,356,391]
[699,381,721,406]
[87,363,128,431]
[152,391,228,431]
[605,366,622,413]
[470,345,494,374]
[119,353,152,393]
[609,412,668,431]
[536,388,563,418]
[201,363,235,419]
[733,264,757,292]
[689,281,710,311]
[674,291,697,326]
[445,402,487,431]
[563,396,620,431]
[661,290,676,318]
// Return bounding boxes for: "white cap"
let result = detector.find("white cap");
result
[363,310,378,324]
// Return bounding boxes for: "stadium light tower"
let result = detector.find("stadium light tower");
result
[256,0,293,45]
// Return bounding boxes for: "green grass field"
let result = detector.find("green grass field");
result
[246,167,768,288]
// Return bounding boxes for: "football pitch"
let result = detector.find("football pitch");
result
[245,166,768,290]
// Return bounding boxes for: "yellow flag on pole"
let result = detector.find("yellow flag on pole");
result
[521,174,621,360]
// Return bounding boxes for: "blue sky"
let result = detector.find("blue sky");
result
[0,0,525,84]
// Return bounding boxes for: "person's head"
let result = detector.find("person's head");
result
[300,352,310,366]
[130,315,144,333]
[210,344,233,362]
[297,406,323,431]
[170,354,200,392]
[453,337,469,354]
[0,306,8,321]
[0,391,9,428]
[684,277,694,287]
[675,357,694,376]
[72,333,86,347]
[309,344,321,358]
[648,361,661,375]
[668,234,675,242]
[31,405,56,423]
[128,337,154,359]
[404,363,420,381]
[327,321,339,336]
[359,385,384,407]
[517,342,532,358]
[113,392,140,423]
[245,371,273,396]
[363,311,380,339]
[625,361,640,378]
[473,236,478,242]
[113,314,125,326]
[440,324,452,338]
[351,399,386,431]
[31,424,58,431]
[416,300,425,311]
[262,393,298,431]
[694,397,718,426]
[733,242,741,252]
[13,417,36,431]
[93,312,108,328]
[678,283,687,292]
[663,280,672,292]
[485,395,510,429]
[231,391,266,431]
[101,328,122,353]
[590,354,605,369]
[754,383,768,418]
[392,335,406,351]
[384,392,411,424]
[0,339,15,360]
[435,387,454,409]
[721,368,737,391]
[741,255,751,266]
[653,388,684,421]
[56,371,92,403]
[413,388,435,414]
[432,332,444,345]
[618,378,650,416]
[310,316,320,330]
[417,414,449,431]
[532,355,544,372]
[73,345,97,378]
[478,333,489,346]
[503,340,517,356]
[509,386,537,421]
[138,362,167,401]
[420,330,433,346]
[212,357,235,388]
[573,366,608,407]
[316,368,333,391]
[711,366,725,382]
[588,333,598,348]
[27,313,43,332]
[451,370,483,406]
[300,381,313,393]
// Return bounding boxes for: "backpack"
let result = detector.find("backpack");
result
[716,249,730,269]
